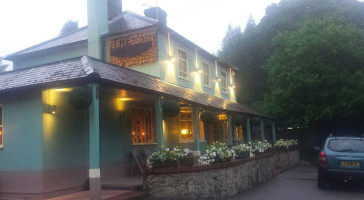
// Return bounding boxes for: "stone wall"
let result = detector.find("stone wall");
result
[273,149,300,170]
[144,153,274,199]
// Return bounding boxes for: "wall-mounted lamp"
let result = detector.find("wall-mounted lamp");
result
[213,78,221,82]
[48,105,57,115]
[228,85,236,89]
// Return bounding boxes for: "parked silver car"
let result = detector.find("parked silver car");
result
[317,136,364,189]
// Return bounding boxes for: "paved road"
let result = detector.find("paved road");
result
[231,164,364,200]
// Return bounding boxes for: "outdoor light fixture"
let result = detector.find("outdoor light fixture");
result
[228,85,236,89]
[181,129,188,135]
[48,105,57,115]
[213,78,221,82]
[287,127,293,130]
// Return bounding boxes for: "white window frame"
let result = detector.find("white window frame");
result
[0,105,3,148]
[177,48,189,80]
[221,70,228,94]
[131,107,156,144]
[202,61,211,87]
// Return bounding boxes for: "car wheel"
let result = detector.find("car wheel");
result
[318,172,328,189]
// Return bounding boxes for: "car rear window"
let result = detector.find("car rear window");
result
[328,139,364,153]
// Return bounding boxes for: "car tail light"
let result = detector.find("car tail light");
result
[319,151,327,165]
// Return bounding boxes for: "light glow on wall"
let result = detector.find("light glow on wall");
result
[118,98,133,101]
[214,82,221,97]
[165,60,177,84]
[53,88,72,92]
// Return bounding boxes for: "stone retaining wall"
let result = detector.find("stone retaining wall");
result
[273,149,300,170]
[144,153,275,199]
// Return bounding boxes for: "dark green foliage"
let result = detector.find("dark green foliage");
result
[59,20,79,36]
[200,111,214,123]
[261,19,364,128]
[68,87,93,109]
[218,0,364,129]
[162,99,180,117]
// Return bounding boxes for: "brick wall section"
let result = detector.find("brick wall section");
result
[144,153,275,199]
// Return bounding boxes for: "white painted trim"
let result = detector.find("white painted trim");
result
[89,168,100,178]
[202,60,211,88]
[177,48,190,80]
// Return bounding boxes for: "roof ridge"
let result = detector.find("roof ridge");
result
[6,26,88,59]
[0,56,82,76]
[123,10,158,24]
[80,56,95,75]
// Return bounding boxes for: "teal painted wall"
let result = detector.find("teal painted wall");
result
[42,89,89,170]
[0,90,43,171]
[99,93,132,164]
[158,31,235,101]
[13,43,88,69]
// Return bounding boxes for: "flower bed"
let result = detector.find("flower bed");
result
[147,146,193,168]
[273,139,298,151]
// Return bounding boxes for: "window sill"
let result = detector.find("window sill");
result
[178,76,190,81]
[179,140,194,143]
[203,84,212,89]
[132,143,157,146]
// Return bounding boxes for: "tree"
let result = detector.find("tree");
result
[218,0,364,108]
[59,20,79,36]
[261,19,364,129]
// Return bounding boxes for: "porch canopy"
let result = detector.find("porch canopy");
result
[0,56,268,119]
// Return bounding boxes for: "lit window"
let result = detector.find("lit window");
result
[199,115,205,139]
[202,61,210,87]
[221,71,227,93]
[178,49,188,79]
[0,105,2,148]
[180,110,193,142]
[236,125,244,140]
[132,107,155,144]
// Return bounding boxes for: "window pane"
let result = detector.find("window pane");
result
[132,107,155,144]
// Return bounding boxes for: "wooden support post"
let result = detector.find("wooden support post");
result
[89,83,101,200]
[260,119,265,141]
[155,96,164,148]
[246,117,252,143]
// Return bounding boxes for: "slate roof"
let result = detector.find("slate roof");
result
[0,56,265,118]
[6,11,157,59]
[5,11,236,70]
